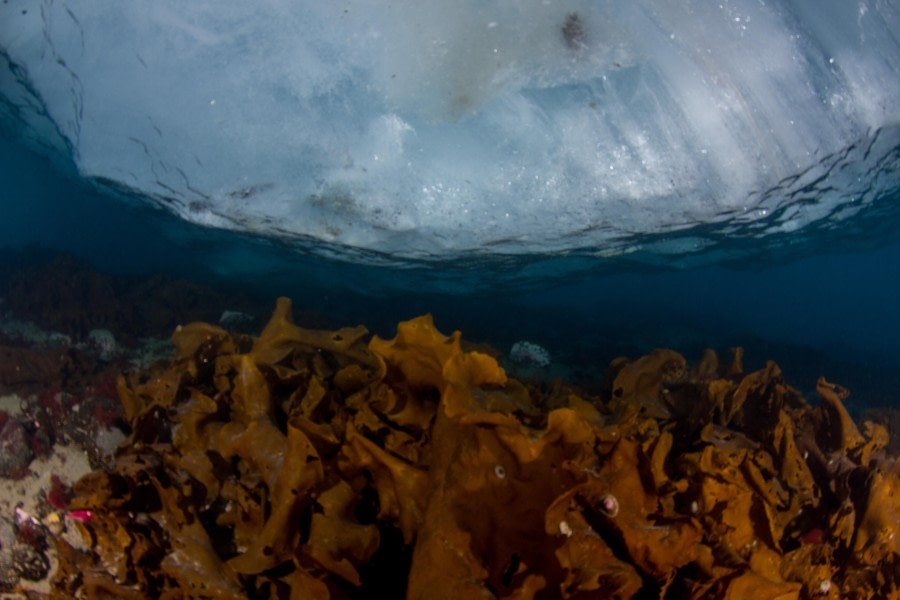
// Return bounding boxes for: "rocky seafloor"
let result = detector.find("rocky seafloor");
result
[0,255,897,599]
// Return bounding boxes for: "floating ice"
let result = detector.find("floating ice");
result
[1,0,898,261]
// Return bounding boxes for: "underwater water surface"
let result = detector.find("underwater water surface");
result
[3,0,900,258]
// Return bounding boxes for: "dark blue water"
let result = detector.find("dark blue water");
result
[2,135,900,410]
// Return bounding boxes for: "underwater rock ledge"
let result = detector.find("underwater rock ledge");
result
[47,297,898,599]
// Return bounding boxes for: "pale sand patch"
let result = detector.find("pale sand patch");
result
[0,395,23,418]
[0,443,93,597]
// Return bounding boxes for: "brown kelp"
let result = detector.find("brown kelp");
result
[50,298,898,599]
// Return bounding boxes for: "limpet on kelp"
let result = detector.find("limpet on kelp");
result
[598,494,619,518]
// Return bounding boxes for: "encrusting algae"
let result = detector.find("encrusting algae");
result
[47,298,898,599]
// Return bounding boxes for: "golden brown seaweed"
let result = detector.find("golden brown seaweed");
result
[49,298,899,599]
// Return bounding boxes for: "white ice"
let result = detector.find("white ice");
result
[1,0,898,259]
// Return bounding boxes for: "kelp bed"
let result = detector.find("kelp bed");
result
[50,298,898,599]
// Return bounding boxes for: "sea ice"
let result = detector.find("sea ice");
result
[1,0,898,260]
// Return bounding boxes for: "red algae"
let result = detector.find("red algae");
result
[46,475,72,511]
[45,298,899,599]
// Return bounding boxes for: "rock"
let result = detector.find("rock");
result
[0,414,33,478]
[509,340,552,368]
[86,329,118,362]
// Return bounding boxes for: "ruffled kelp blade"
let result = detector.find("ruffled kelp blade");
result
[53,298,898,599]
